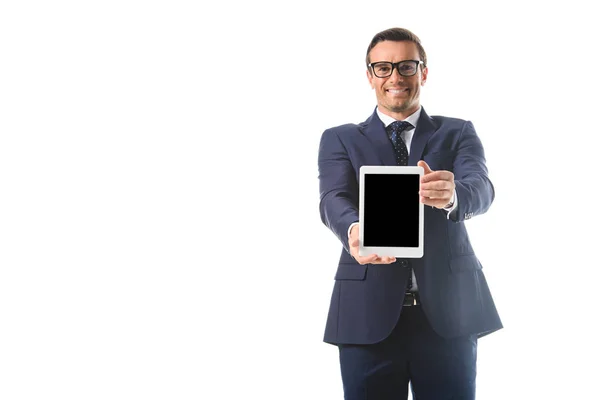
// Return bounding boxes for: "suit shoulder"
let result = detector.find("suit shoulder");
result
[429,115,470,125]
[428,115,477,136]
[322,122,361,135]
[320,123,363,144]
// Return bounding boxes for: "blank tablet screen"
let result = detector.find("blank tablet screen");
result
[363,173,420,247]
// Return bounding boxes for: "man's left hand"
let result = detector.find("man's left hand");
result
[417,160,455,209]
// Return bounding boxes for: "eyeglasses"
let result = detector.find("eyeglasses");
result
[368,60,425,78]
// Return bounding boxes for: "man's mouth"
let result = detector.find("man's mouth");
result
[386,88,409,95]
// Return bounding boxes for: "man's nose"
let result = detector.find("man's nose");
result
[387,67,404,83]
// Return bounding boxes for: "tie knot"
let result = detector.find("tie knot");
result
[387,120,413,136]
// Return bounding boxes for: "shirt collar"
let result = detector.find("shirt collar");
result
[376,105,422,129]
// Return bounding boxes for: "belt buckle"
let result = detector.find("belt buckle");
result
[404,292,418,307]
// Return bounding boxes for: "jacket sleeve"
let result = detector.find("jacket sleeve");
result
[450,121,495,222]
[318,128,359,254]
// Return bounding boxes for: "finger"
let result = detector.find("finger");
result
[420,189,452,199]
[353,255,377,265]
[421,196,452,208]
[356,254,379,264]
[371,256,397,264]
[417,160,433,174]
[421,170,453,183]
[420,180,453,191]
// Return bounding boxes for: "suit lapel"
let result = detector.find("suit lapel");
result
[360,108,397,166]
[408,107,436,166]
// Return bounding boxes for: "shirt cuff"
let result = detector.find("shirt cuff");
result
[348,222,359,238]
[443,189,458,219]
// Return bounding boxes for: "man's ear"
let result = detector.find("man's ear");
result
[421,66,428,86]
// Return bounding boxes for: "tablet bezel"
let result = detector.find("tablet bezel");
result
[358,165,424,258]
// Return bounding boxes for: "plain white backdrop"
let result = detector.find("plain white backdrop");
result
[1,1,599,399]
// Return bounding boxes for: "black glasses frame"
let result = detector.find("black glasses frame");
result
[368,60,425,78]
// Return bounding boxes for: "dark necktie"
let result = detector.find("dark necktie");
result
[387,120,411,166]
[385,120,414,291]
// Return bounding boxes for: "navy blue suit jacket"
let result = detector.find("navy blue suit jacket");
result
[318,107,503,345]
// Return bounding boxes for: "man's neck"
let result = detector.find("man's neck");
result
[378,105,421,121]
[377,105,422,127]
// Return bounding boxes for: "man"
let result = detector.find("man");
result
[317,27,502,399]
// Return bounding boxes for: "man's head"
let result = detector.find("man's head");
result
[365,28,428,120]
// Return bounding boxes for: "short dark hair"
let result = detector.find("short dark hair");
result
[365,27,427,68]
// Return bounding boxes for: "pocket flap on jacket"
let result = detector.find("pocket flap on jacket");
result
[449,254,483,273]
[334,263,368,280]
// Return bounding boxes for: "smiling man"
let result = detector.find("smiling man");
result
[317,27,502,399]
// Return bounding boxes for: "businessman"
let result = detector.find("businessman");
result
[317,27,502,399]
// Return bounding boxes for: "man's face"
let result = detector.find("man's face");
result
[367,40,428,119]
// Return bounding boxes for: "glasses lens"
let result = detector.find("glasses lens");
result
[373,63,392,77]
[398,61,417,76]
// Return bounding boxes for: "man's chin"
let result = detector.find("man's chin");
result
[386,99,419,114]
[388,103,409,113]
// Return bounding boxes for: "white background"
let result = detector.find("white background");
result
[1,1,599,399]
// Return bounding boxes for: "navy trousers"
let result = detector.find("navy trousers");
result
[338,305,477,400]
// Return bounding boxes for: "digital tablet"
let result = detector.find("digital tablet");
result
[358,165,424,258]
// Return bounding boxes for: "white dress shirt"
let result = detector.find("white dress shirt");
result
[348,106,458,291]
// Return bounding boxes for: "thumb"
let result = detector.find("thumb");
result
[418,160,433,174]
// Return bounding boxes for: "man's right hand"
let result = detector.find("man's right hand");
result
[349,224,396,265]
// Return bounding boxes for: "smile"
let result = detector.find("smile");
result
[386,88,409,96]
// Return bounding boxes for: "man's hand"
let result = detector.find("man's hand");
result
[418,160,455,209]
[349,224,396,265]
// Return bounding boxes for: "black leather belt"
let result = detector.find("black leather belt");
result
[403,291,420,306]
